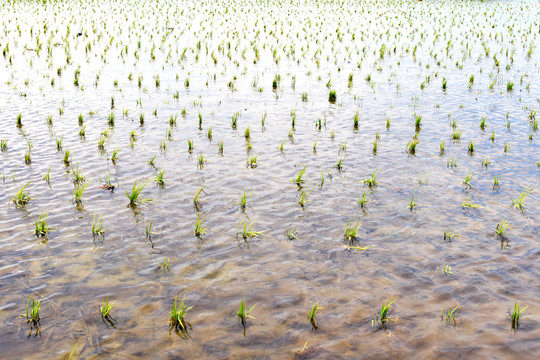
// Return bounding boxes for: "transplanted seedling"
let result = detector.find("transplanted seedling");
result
[34,212,50,237]
[511,301,528,330]
[237,297,257,328]
[511,187,534,211]
[308,302,323,330]
[169,295,192,332]
[238,221,263,240]
[344,217,361,243]
[13,181,32,207]
[495,219,509,237]
[372,298,394,327]
[362,170,377,188]
[442,305,459,326]
[285,227,299,241]
[291,166,307,186]
[126,179,152,205]
[234,190,251,212]
[100,296,116,326]
[24,296,41,325]
[194,213,206,237]
[92,214,104,235]
[443,231,459,242]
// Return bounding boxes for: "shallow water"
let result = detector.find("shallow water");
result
[0,0,539,358]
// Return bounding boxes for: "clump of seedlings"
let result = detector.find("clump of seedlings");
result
[34,212,50,237]
[285,227,299,241]
[126,179,151,205]
[237,297,257,328]
[238,221,262,240]
[24,296,41,326]
[308,302,323,329]
[13,181,32,207]
[234,190,250,212]
[194,213,206,237]
[344,217,361,243]
[362,170,377,188]
[511,187,534,210]
[169,295,192,332]
[495,219,509,237]
[511,301,527,330]
[372,298,394,327]
[100,296,116,326]
[291,166,307,186]
[92,214,104,236]
[443,231,458,242]
[73,181,89,203]
[442,305,459,326]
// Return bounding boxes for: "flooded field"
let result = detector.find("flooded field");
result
[0,0,539,358]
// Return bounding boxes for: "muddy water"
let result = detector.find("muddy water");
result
[0,0,539,358]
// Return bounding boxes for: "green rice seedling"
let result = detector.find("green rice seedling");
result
[108,112,115,126]
[372,139,378,154]
[207,127,213,141]
[442,78,447,90]
[335,157,346,171]
[193,186,205,207]
[320,169,324,187]
[100,296,114,319]
[363,170,377,188]
[34,212,50,237]
[126,179,151,205]
[161,258,170,272]
[231,112,239,129]
[246,141,253,154]
[78,113,84,125]
[358,191,368,209]
[292,166,307,185]
[194,213,206,237]
[25,296,41,324]
[461,198,482,209]
[443,231,458,242]
[482,157,491,168]
[0,139,7,152]
[386,118,391,129]
[407,138,419,154]
[353,111,359,129]
[288,128,295,143]
[71,164,85,184]
[511,187,534,210]
[73,181,89,203]
[439,140,445,154]
[285,228,299,241]
[235,190,250,211]
[138,113,145,125]
[218,140,224,156]
[479,115,487,130]
[442,264,453,275]
[46,115,53,125]
[467,141,476,154]
[92,214,104,235]
[97,136,106,150]
[16,113,22,127]
[63,149,71,165]
[463,171,473,186]
[328,90,336,102]
[507,81,514,91]
[146,218,155,238]
[330,130,335,140]
[302,92,308,101]
[450,119,457,128]
[442,305,459,326]
[493,176,500,190]
[169,295,192,331]
[308,302,323,329]
[373,298,394,327]
[197,154,207,168]
[298,186,316,208]
[408,191,418,210]
[313,141,318,154]
[42,168,50,183]
[13,181,32,207]
[237,297,257,327]
[187,139,194,153]
[338,142,347,154]
[147,155,157,168]
[495,219,509,237]
[67,344,77,360]
[24,150,31,165]
[155,169,165,185]
[447,158,457,168]
[239,221,263,240]
[511,301,527,330]
[415,114,422,130]
[451,130,462,141]
[344,217,361,243]
[279,140,285,153]
[504,142,510,153]
[198,113,203,129]
[247,156,258,169]
[110,148,119,164]
[79,126,86,138]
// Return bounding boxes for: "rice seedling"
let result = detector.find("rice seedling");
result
[353,111,359,129]
[447,158,457,168]
[218,141,223,156]
[372,298,394,327]
[298,186,316,208]
[146,218,155,238]
[442,78,447,90]
[247,155,258,168]
[193,186,205,207]
[408,191,418,210]
[495,219,510,237]
[414,114,422,130]
[504,142,510,153]
[328,90,336,102]
[79,125,86,138]
[197,154,207,168]
[363,170,377,188]
[42,168,50,183]
[238,221,263,240]
[386,118,391,129]
[443,231,458,242]
[439,140,445,154]
[511,301,527,330]
[493,176,500,190]
[147,155,157,168]
[235,190,250,211]
[308,302,323,329]
[71,164,85,184]
[198,113,203,129]
[301,92,308,101]
[511,187,534,210]
[467,141,476,154]
[237,297,257,327]
[0,139,7,152]
[73,181,89,203]
[63,149,71,165]
[335,157,346,171]
[442,305,459,326]
[169,295,192,332]
[285,228,299,241]
[292,166,307,185]
[451,130,462,141]
[207,127,213,141]
[25,296,41,325]
[194,213,206,237]
[279,140,285,153]
[78,113,84,125]
[34,212,50,237]
[16,113,22,127]
[344,217,361,243]
[125,179,151,205]
[155,169,165,185]
[442,264,453,275]
[507,81,514,91]
[187,139,194,153]
[92,214,104,235]
[24,150,31,165]
[160,258,170,272]
[406,138,418,154]
[231,112,239,129]
[480,116,487,130]
[461,198,482,209]
[100,296,114,319]
[108,112,115,126]
[482,157,491,168]
[330,130,335,140]
[463,171,473,186]
[13,181,32,207]
[358,191,368,209]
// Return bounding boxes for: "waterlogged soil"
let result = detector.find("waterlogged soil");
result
[0,0,539,358]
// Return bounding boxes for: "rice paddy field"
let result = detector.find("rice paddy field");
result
[0,0,539,358]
